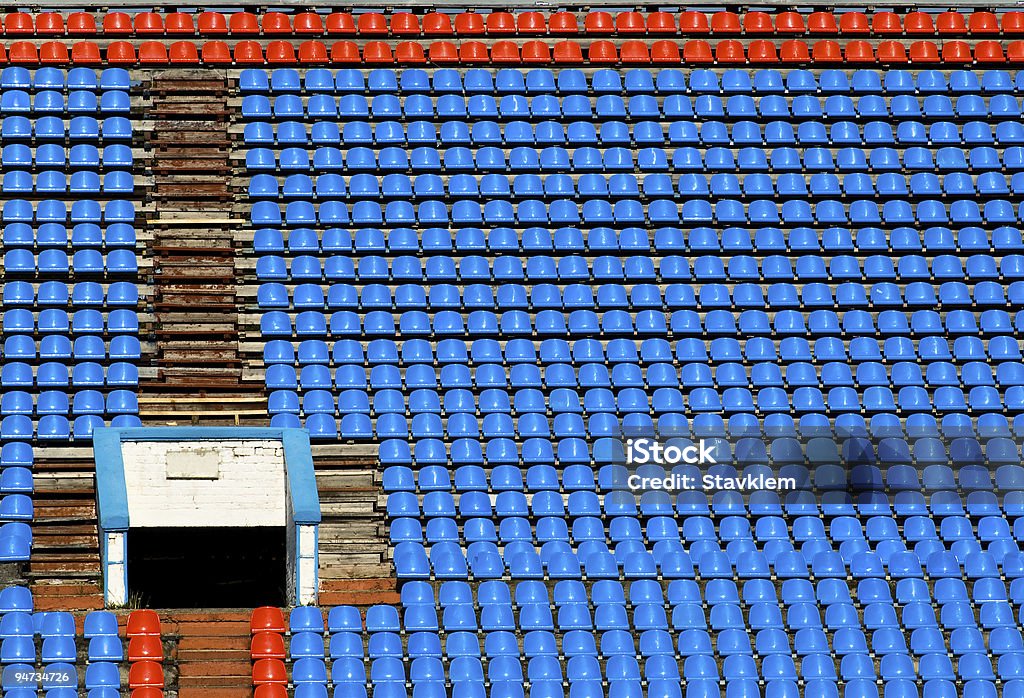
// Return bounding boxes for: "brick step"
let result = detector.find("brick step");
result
[177,636,252,652]
[177,648,251,663]
[177,689,251,698]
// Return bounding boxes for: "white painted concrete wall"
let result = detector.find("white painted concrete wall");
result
[120,440,286,527]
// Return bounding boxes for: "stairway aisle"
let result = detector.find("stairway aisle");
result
[163,610,253,698]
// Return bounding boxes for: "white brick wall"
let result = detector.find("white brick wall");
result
[121,440,287,527]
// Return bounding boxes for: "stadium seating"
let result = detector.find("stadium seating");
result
[238,14,1024,691]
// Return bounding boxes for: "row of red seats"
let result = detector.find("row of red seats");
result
[126,610,163,694]
[2,38,1022,65]
[251,606,290,696]
[3,10,1024,37]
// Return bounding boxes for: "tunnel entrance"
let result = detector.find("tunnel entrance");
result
[127,526,287,608]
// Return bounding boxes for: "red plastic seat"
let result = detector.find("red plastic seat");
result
[266,41,296,64]
[165,13,196,34]
[775,12,806,34]
[518,13,547,34]
[975,40,1006,63]
[1005,12,1024,34]
[229,12,259,35]
[487,12,516,34]
[650,40,680,63]
[68,12,98,34]
[39,42,69,64]
[169,42,200,63]
[128,661,164,689]
[455,13,485,35]
[428,41,458,63]
[234,41,264,64]
[682,40,713,64]
[521,41,550,63]
[941,41,972,63]
[459,41,489,63]
[645,12,676,33]
[5,13,33,34]
[298,41,328,64]
[395,42,426,63]
[619,41,650,63]
[588,40,618,63]
[679,11,709,34]
[103,13,133,35]
[904,12,934,34]
[254,685,288,698]
[139,42,169,64]
[128,635,163,662]
[877,40,908,63]
[490,41,520,63]
[293,13,323,34]
[363,41,393,63]
[106,41,136,64]
[131,689,165,698]
[262,13,292,35]
[844,40,875,63]
[330,41,360,63]
[711,12,741,34]
[423,13,453,35]
[838,13,869,34]
[743,12,774,35]
[391,13,420,36]
[616,12,646,34]
[780,39,810,63]
[969,12,1000,34]
[252,659,286,685]
[36,13,64,35]
[811,40,843,63]
[552,40,583,63]
[872,12,902,35]
[715,40,746,63]
[808,12,838,34]
[197,12,228,35]
[71,42,102,64]
[747,40,778,63]
[584,12,614,35]
[936,12,966,35]
[908,40,939,63]
[549,12,579,34]
[135,13,165,34]
[325,13,356,35]
[358,13,388,36]
[1008,41,1024,62]
[201,41,232,64]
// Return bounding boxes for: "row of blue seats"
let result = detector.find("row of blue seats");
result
[248,197,1024,226]
[0,363,140,387]
[252,223,1024,253]
[247,171,1024,201]
[244,143,1024,175]
[1,144,132,168]
[243,117,1024,148]
[0,116,132,141]
[0,91,130,115]
[1,390,140,416]
[261,334,1023,367]
[3,281,138,307]
[1,309,139,334]
[2,200,135,223]
[381,460,1024,493]
[0,414,142,441]
[0,68,130,92]
[240,67,1024,97]
[3,250,137,274]
[2,337,141,360]
[240,92,1024,121]
[5,224,136,249]
[252,250,1024,282]
[257,280,1024,312]
[0,171,134,195]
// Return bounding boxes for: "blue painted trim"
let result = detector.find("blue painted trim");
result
[93,428,129,531]
[98,426,294,441]
[282,430,321,525]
